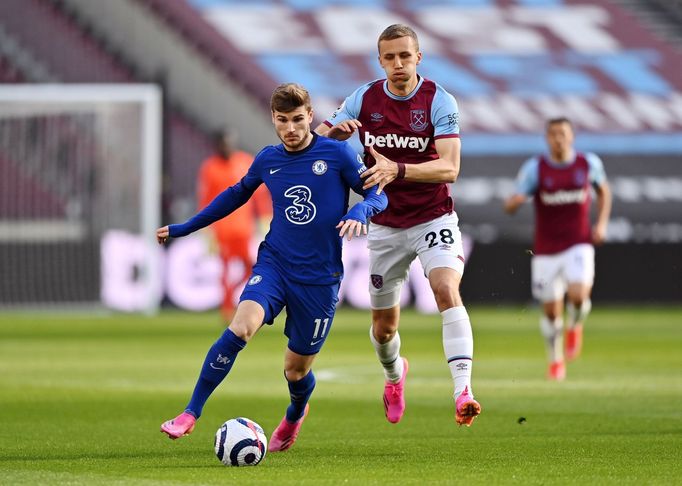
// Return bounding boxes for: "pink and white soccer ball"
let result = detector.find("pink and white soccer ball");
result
[214,417,267,466]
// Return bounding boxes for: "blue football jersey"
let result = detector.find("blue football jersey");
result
[169,133,387,284]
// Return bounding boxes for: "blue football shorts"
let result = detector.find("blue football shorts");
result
[239,262,340,356]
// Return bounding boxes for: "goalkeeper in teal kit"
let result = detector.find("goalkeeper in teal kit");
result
[157,83,387,452]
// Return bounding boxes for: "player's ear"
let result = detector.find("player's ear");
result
[271,111,276,124]
[416,51,423,65]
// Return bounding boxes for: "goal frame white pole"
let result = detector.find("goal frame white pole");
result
[0,84,163,314]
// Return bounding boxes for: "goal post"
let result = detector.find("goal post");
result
[0,84,162,313]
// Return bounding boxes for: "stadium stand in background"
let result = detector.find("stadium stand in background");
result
[1,0,681,310]
[0,0,207,222]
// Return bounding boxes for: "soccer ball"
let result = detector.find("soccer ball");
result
[214,417,267,467]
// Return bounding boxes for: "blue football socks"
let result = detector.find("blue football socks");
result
[285,370,316,423]
[185,328,246,418]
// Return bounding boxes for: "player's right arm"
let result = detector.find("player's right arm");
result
[156,156,264,244]
[156,225,170,244]
[504,194,528,215]
[315,119,363,141]
[314,82,373,140]
[504,157,539,215]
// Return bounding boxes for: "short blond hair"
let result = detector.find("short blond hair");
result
[377,24,420,52]
[546,117,573,132]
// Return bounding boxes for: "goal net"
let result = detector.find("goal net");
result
[0,84,162,313]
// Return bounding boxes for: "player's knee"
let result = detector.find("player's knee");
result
[284,365,311,382]
[567,291,589,308]
[568,296,583,309]
[228,321,256,342]
[372,312,399,343]
[372,326,396,343]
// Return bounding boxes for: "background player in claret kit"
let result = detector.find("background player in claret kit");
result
[315,24,481,426]
[504,117,612,381]
[197,129,271,321]
[157,83,387,451]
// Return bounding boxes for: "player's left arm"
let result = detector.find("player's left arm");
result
[336,145,388,240]
[504,157,539,215]
[361,137,459,192]
[592,181,612,245]
[587,153,612,245]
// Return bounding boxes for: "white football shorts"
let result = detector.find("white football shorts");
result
[531,243,595,302]
[367,213,465,310]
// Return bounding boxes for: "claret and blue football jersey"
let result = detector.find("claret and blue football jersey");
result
[324,75,460,229]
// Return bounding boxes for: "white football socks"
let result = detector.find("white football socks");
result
[567,299,592,329]
[442,306,474,399]
[369,326,404,383]
[540,316,564,363]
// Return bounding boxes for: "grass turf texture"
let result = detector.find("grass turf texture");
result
[1,306,680,485]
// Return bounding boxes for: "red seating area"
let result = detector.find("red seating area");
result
[0,55,24,83]
[0,0,130,82]
[136,0,272,108]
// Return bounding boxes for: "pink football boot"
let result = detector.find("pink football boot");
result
[565,325,583,361]
[548,360,566,381]
[160,412,196,440]
[268,404,309,452]
[455,386,481,427]
[383,358,409,424]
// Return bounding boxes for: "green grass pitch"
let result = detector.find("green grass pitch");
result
[1,306,680,485]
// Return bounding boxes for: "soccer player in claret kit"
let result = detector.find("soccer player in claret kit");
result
[316,24,481,426]
[504,117,612,381]
[157,83,387,451]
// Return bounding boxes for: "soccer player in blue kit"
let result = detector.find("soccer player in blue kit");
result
[157,83,387,452]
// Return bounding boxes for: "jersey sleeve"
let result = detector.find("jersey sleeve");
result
[337,142,387,224]
[338,142,368,189]
[585,152,607,187]
[169,155,264,238]
[324,81,375,127]
[515,157,540,196]
[432,84,460,139]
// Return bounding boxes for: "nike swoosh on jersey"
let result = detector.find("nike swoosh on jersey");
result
[269,168,282,174]
[310,339,324,346]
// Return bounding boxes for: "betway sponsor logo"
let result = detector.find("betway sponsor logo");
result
[540,188,588,205]
[365,132,429,153]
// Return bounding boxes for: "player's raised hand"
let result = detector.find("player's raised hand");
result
[362,145,399,194]
[336,219,367,241]
[156,226,170,244]
[327,119,362,141]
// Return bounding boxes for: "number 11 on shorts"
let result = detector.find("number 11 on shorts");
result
[313,318,329,340]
